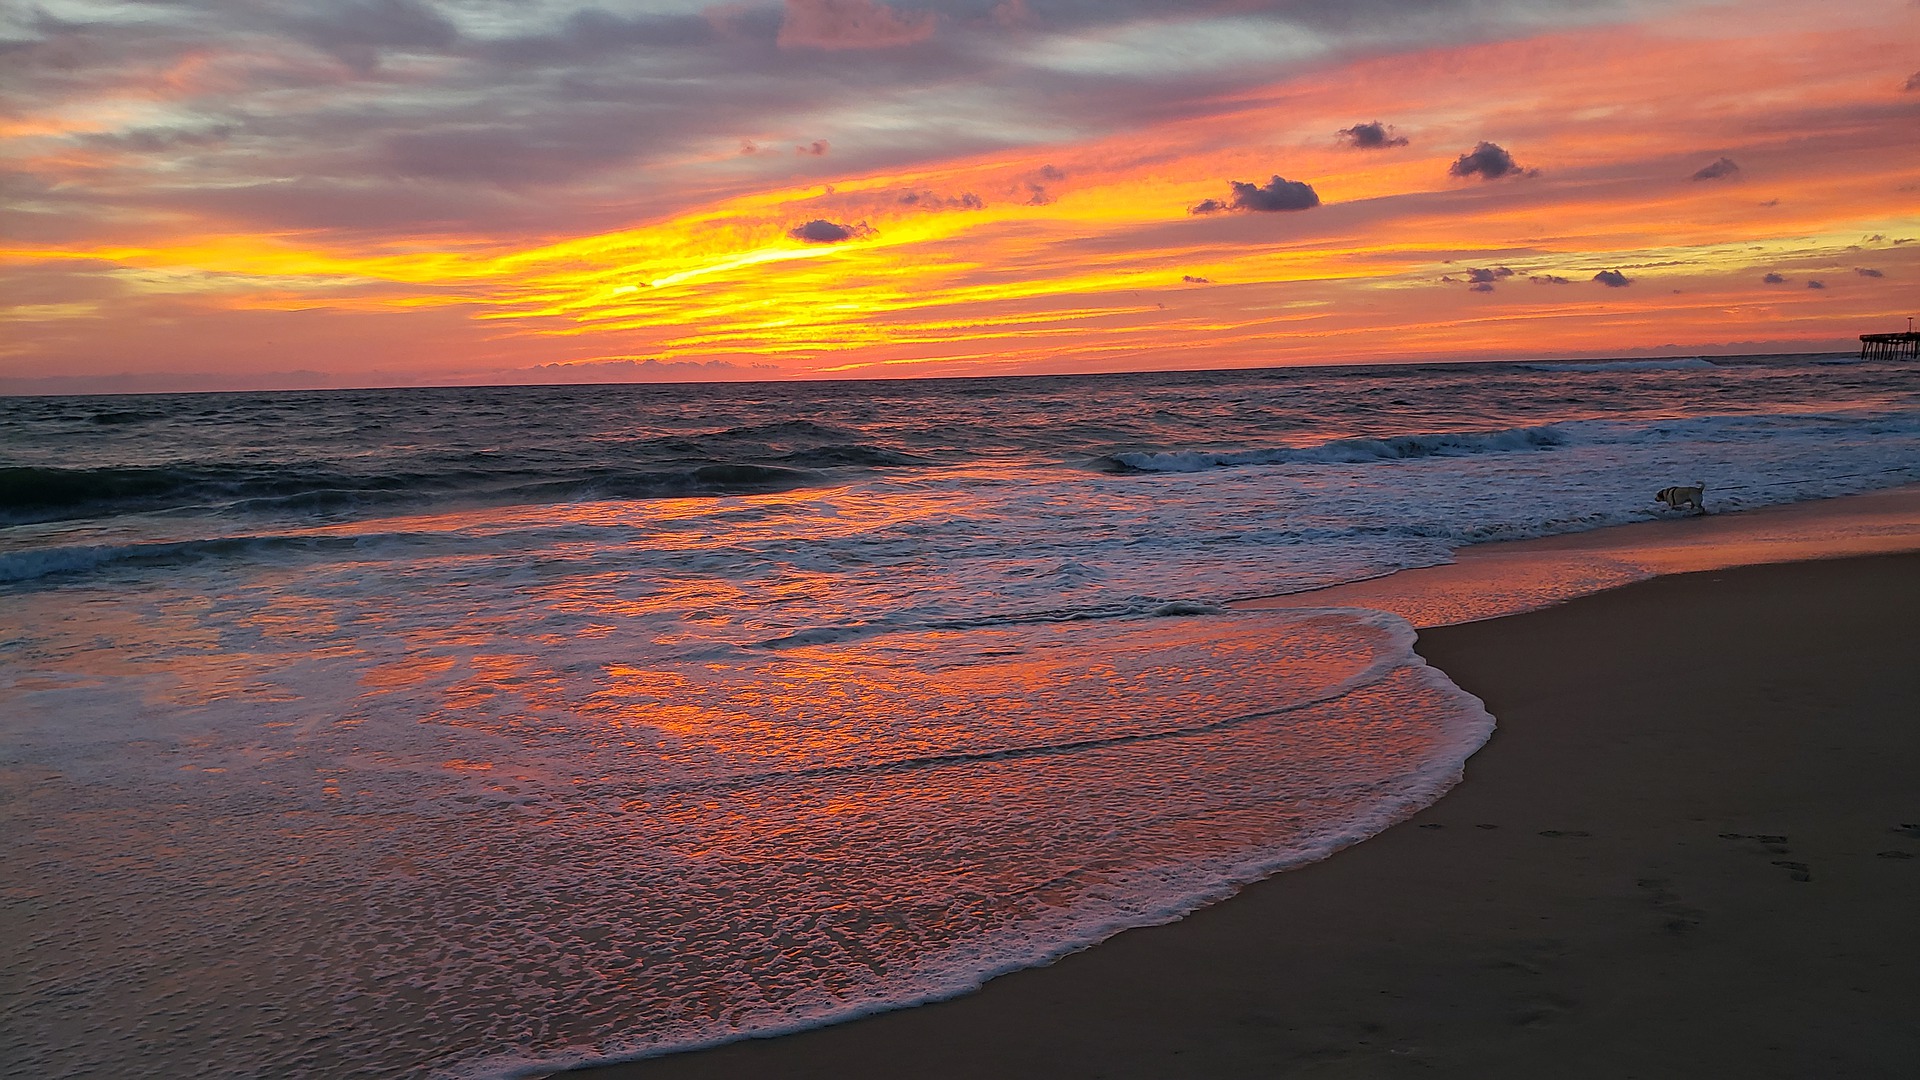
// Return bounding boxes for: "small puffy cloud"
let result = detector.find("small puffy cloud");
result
[1448,141,1529,181]
[788,219,868,243]
[1337,121,1407,149]
[1762,272,1787,284]
[778,0,936,49]
[1691,157,1740,181]
[1806,279,1826,289]
[1906,71,1920,91]
[1469,282,1495,293]
[1530,274,1570,285]
[1593,269,1632,287]
[1466,267,1515,284]
[797,140,830,156]
[1855,267,1885,277]
[1189,175,1321,214]
[1181,275,1211,283]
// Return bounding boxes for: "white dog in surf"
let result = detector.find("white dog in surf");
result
[1655,481,1706,513]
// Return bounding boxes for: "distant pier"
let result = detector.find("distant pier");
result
[1859,331,1919,360]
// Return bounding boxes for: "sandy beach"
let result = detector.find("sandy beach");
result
[556,491,1920,1079]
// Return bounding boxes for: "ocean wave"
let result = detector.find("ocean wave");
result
[774,444,929,468]
[0,532,405,585]
[706,419,863,444]
[0,463,435,524]
[1094,423,1570,473]
[89,409,168,425]
[1517,357,1717,372]
[0,460,835,526]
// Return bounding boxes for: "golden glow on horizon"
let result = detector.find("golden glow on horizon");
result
[3,0,1917,386]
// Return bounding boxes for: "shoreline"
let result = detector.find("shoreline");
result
[551,489,1920,1079]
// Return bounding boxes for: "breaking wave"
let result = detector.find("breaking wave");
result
[1093,424,1570,473]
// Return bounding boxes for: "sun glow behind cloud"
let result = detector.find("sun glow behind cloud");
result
[2,0,1916,390]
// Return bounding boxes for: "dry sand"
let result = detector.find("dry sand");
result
[556,494,1920,1079]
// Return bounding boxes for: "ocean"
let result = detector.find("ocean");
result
[3,353,1916,1078]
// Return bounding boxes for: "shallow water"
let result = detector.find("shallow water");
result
[2,354,1917,1076]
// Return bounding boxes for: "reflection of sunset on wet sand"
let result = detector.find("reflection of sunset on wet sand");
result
[0,569,1486,1076]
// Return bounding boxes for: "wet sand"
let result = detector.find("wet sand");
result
[555,494,1920,1079]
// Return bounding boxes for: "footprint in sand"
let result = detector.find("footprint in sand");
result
[1770,859,1812,883]
[1635,876,1703,934]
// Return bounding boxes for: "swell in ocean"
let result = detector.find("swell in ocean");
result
[2,353,1918,1078]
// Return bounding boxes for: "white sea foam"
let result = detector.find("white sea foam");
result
[0,598,1486,1080]
[3,359,1917,1079]
[1104,423,1570,472]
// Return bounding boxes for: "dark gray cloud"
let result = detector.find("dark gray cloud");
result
[1468,281,1494,292]
[1855,267,1884,277]
[1530,274,1570,284]
[788,218,866,242]
[1448,141,1529,180]
[1466,266,1514,283]
[1806,279,1825,289]
[1762,271,1787,284]
[1906,71,1920,92]
[798,140,831,156]
[1337,121,1408,149]
[1593,269,1631,287]
[1189,175,1320,214]
[1690,156,1739,181]
[1181,274,1210,283]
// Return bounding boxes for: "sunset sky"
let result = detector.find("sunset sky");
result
[3,0,1917,392]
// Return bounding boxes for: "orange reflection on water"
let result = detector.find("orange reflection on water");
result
[359,654,457,693]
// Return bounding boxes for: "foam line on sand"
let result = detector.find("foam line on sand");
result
[551,490,1920,1079]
